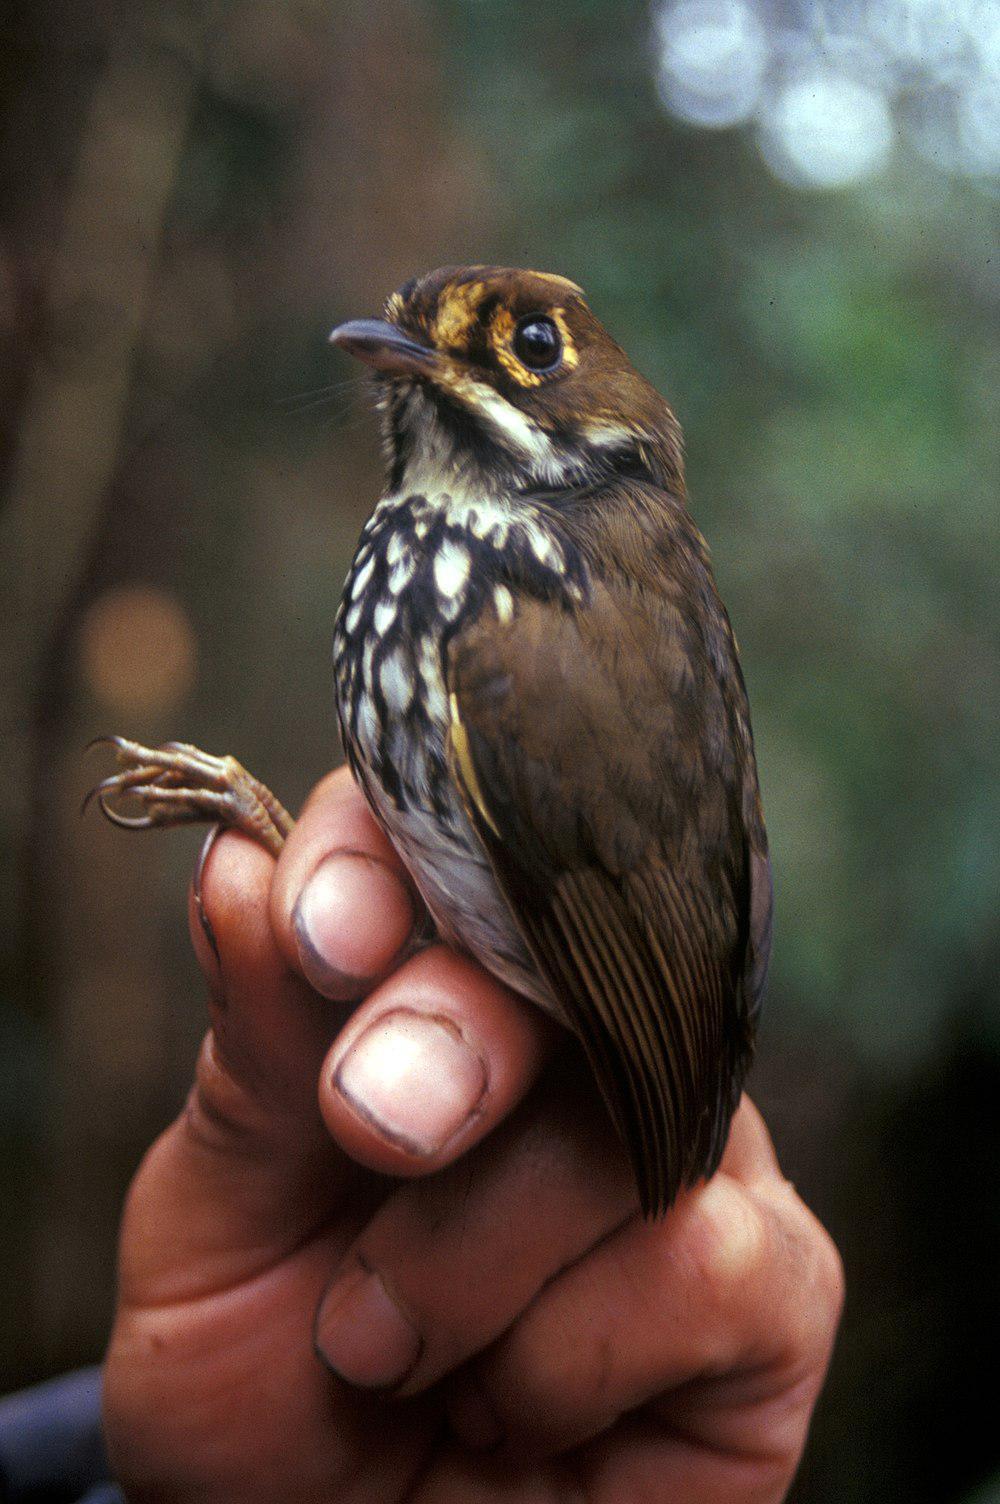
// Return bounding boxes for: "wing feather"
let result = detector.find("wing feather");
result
[446,571,767,1215]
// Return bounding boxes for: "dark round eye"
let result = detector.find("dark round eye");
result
[512,314,562,372]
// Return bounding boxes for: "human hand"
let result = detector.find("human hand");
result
[103,767,843,1503]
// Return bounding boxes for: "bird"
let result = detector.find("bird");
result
[89,264,773,1217]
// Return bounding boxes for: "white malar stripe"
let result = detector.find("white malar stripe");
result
[434,539,471,600]
[459,379,571,481]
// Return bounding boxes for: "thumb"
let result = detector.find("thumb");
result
[117,831,356,1310]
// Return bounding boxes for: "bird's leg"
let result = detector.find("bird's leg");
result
[85,736,294,857]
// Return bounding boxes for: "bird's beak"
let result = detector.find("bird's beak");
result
[328,318,439,378]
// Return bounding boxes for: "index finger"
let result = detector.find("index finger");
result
[270,767,421,1000]
[271,766,559,1178]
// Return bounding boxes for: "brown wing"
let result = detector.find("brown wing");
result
[447,577,770,1216]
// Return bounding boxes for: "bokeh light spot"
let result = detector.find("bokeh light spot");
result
[760,70,895,188]
[655,0,770,128]
[653,0,1000,189]
[80,584,197,715]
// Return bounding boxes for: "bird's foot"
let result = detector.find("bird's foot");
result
[85,736,294,857]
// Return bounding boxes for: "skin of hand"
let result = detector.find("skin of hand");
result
[102,767,844,1504]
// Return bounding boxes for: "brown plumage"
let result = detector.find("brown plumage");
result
[444,484,771,1214]
[90,264,772,1217]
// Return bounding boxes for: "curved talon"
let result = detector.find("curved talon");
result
[83,766,163,816]
[84,734,292,856]
[85,733,131,757]
[110,785,237,821]
[87,733,151,760]
[96,792,160,831]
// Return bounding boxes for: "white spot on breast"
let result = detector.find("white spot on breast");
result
[374,598,396,635]
[357,692,378,749]
[379,649,413,713]
[386,532,408,567]
[494,584,514,623]
[362,636,376,691]
[344,600,363,634]
[462,499,512,547]
[350,553,375,598]
[418,635,446,723]
[434,540,471,600]
[526,524,562,569]
[389,555,416,595]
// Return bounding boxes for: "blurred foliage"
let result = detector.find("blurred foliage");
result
[437,0,1000,1064]
[1,1,998,1500]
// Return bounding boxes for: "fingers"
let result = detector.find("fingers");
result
[187,831,337,1135]
[315,944,557,1177]
[270,767,558,1178]
[445,1101,844,1469]
[270,768,421,1000]
[118,831,354,1308]
[155,765,558,1299]
[406,1419,793,1504]
[312,1055,637,1393]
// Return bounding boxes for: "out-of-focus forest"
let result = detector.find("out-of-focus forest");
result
[1,1,997,1498]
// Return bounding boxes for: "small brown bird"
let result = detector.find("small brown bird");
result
[91,265,772,1216]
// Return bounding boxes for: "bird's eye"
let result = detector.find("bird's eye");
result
[512,314,562,373]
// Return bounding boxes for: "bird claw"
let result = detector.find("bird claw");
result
[84,735,294,857]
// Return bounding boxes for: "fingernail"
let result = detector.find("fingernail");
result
[334,1008,487,1156]
[293,852,416,1000]
[315,1260,421,1390]
[193,828,223,972]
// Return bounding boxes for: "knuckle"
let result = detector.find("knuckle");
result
[688,1178,769,1302]
[811,1219,846,1334]
[769,1188,845,1365]
[185,1033,260,1150]
[186,1029,300,1153]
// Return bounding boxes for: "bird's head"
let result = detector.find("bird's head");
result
[330,265,684,498]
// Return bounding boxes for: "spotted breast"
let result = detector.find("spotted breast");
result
[333,486,590,1019]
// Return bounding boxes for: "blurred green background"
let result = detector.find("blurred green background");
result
[1,1,998,1498]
